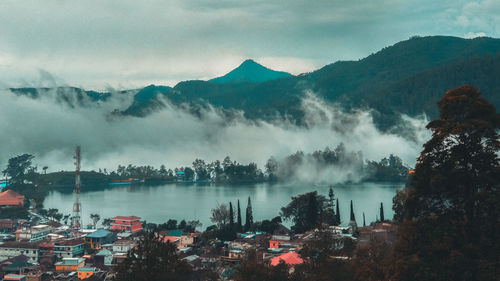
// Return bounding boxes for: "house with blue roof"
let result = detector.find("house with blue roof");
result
[84,229,116,250]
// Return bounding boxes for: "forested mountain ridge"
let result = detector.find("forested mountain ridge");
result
[7,36,500,128]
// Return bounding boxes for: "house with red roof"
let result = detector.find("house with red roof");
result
[270,251,304,267]
[111,216,142,233]
[0,190,25,208]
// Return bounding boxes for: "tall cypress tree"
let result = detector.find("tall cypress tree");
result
[363,212,366,227]
[335,198,340,224]
[237,199,242,232]
[380,202,385,222]
[245,197,253,231]
[350,200,356,222]
[229,202,234,229]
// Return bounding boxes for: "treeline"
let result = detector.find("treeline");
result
[111,144,409,184]
[1,144,409,198]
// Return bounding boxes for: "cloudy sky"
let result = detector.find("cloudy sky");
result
[0,0,499,90]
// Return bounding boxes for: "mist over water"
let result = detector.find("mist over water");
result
[0,88,429,182]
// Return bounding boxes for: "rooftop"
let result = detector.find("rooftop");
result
[270,251,304,267]
[0,241,38,249]
[78,267,96,272]
[112,216,141,221]
[86,229,112,238]
[57,258,85,266]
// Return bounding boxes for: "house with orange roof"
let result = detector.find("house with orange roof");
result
[111,216,142,233]
[0,190,25,208]
[270,251,304,267]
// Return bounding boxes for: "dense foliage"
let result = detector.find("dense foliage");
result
[391,85,500,280]
[114,231,193,281]
[280,190,339,233]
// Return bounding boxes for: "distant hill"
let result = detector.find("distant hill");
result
[210,59,292,83]
[7,36,500,129]
[122,85,172,116]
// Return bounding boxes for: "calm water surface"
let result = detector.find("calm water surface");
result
[43,182,402,229]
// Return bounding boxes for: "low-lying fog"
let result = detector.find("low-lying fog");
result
[0,88,430,183]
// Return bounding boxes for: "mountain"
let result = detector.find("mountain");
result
[168,36,500,128]
[210,59,292,83]
[122,85,172,116]
[7,36,500,129]
[9,86,111,108]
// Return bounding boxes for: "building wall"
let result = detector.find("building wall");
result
[78,270,94,279]
[0,247,39,262]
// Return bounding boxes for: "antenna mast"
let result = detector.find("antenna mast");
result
[72,146,82,231]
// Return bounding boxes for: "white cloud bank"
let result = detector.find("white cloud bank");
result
[0,89,430,176]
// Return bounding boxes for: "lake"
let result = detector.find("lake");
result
[43,182,403,229]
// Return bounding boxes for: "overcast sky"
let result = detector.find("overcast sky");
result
[0,0,499,90]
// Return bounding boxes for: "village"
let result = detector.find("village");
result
[0,186,398,281]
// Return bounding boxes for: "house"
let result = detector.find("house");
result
[95,249,112,267]
[270,251,303,267]
[54,258,85,272]
[223,242,252,261]
[269,235,291,249]
[15,225,53,242]
[112,240,136,253]
[77,267,96,279]
[0,219,16,233]
[0,190,25,208]
[161,236,180,244]
[111,216,142,233]
[3,274,26,281]
[0,242,39,263]
[53,238,85,258]
[0,255,35,275]
[84,230,116,250]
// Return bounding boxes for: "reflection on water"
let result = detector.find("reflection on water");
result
[43,182,403,229]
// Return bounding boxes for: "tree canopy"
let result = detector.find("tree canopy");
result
[391,85,500,280]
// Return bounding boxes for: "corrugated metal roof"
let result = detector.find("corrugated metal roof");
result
[86,229,111,238]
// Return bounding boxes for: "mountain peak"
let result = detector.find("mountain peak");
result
[210,59,292,84]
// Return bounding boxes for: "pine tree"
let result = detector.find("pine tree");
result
[237,199,242,232]
[229,202,234,229]
[245,197,253,231]
[379,202,385,222]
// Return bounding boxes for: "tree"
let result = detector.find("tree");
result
[379,202,385,222]
[192,159,210,181]
[245,197,253,231]
[90,213,100,228]
[363,212,366,227]
[102,218,112,228]
[237,200,242,232]
[336,198,341,224]
[42,166,48,174]
[178,220,187,230]
[349,200,356,223]
[229,202,234,229]
[166,219,177,230]
[280,192,328,233]
[234,260,290,281]
[210,204,229,227]
[3,154,35,185]
[115,231,192,281]
[294,227,354,281]
[391,86,500,281]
